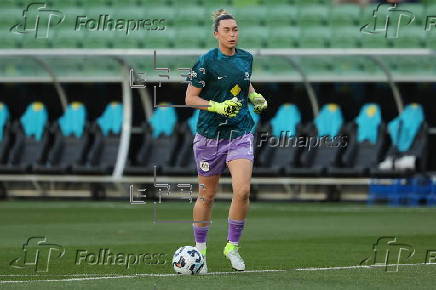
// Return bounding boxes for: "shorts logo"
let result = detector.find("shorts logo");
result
[199,161,210,172]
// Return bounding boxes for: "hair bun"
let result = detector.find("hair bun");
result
[212,9,229,21]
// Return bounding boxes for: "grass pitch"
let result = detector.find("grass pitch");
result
[0,200,435,289]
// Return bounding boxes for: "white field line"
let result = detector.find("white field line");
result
[1,263,436,284]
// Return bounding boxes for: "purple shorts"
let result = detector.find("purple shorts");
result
[193,133,254,176]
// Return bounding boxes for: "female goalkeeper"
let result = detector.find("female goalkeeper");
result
[185,9,267,273]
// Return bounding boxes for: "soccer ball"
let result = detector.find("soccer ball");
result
[172,246,204,275]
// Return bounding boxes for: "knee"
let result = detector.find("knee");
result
[234,185,250,202]
[198,190,216,208]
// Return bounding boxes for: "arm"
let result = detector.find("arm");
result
[185,83,242,117]
[249,83,255,94]
[248,82,267,114]
[185,83,210,111]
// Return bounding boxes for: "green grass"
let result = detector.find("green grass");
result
[0,201,435,289]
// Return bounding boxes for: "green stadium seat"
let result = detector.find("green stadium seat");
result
[297,4,329,26]
[52,30,84,48]
[202,0,232,10]
[330,4,361,27]
[173,27,206,48]
[144,29,174,48]
[426,32,436,49]
[112,8,147,19]
[204,32,218,49]
[293,0,330,5]
[258,56,293,75]
[0,57,41,77]
[238,26,267,48]
[397,3,425,26]
[146,6,176,27]
[263,0,291,5]
[298,56,332,76]
[48,0,86,9]
[330,56,368,76]
[0,8,22,27]
[265,5,297,27]
[382,56,424,77]
[112,31,146,48]
[174,6,206,26]
[330,26,361,48]
[233,6,266,26]
[0,0,23,9]
[0,33,19,48]
[20,37,52,49]
[82,31,113,48]
[62,8,86,28]
[391,25,426,48]
[359,32,391,48]
[268,26,300,48]
[299,27,330,48]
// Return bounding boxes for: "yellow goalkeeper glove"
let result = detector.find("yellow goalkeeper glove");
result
[207,97,242,118]
[249,92,267,114]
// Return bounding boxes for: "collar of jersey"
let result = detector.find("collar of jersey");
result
[217,47,238,60]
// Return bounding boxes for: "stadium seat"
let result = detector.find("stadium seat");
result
[124,106,178,175]
[299,27,330,48]
[238,26,267,48]
[34,102,91,174]
[162,110,198,175]
[52,30,85,48]
[330,26,361,48]
[329,104,387,177]
[265,5,297,27]
[233,6,266,26]
[298,56,333,76]
[0,103,12,169]
[0,102,49,173]
[145,6,176,27]
[391,25,426,48]
[174,6,206,26]
[82,31,114,48]
[254,104,303,176]
[268,26,300,48]
[73,102,123,174]
[286,104,345,176]
[371,104,428,177]
[174,27,206,48]
[330,4,361,27]
[297,4,329,26]
[0,33,19,49]
[144,29,174,48]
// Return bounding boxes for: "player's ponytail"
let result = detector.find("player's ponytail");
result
[212,9,235,32]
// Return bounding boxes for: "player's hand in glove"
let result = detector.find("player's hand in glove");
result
[249,92,267,114]
[208,97,242,118]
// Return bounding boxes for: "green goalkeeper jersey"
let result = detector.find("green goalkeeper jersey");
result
[187,48,255,140]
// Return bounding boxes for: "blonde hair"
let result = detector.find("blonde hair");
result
[212,9,234,32]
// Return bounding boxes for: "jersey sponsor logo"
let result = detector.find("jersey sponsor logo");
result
[200,161,210,172]
[230,84,241,96]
